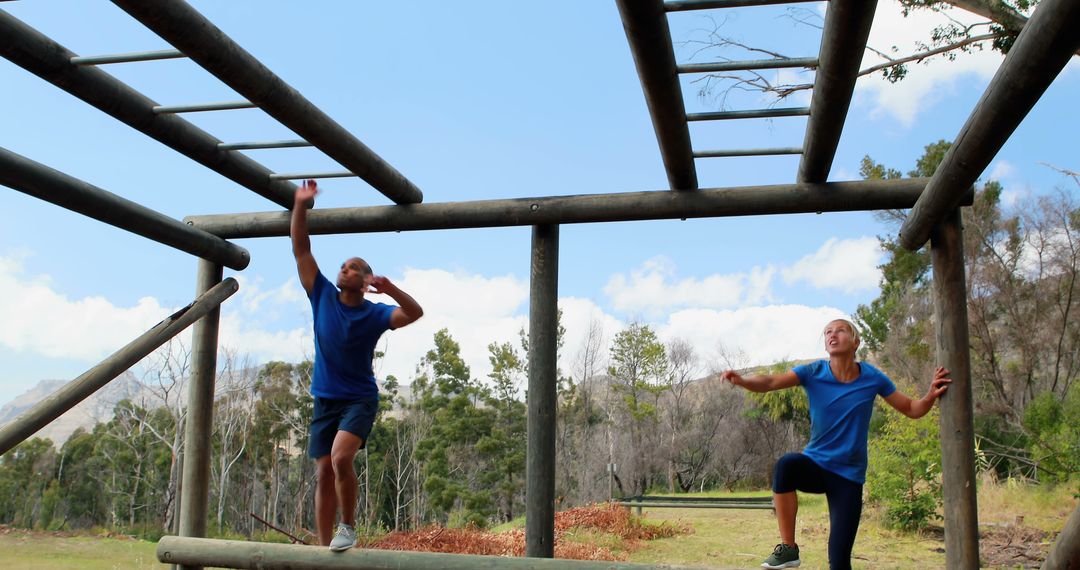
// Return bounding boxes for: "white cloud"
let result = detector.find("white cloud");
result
[657,304,847,370]
[988,160,1016,181]
[0,254,172,360]
[986,160,1029,207]
[0,253,860,401]
[603,256,775,315]
[856,2,1006,125]
[783,237,883,293]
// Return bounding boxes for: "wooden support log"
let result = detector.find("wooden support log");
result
[1041,501,1080,569]
[526,224,559,558]
[0,11,297,209]
[156,536,732,569]
[0,146,250,271]
[930,209,980,569]
[615,0,697,190]
[797,0,878,184]
[111,0,423,205]
[0,278,238,456]
[899,0,1080,251]
[184,178,966,239]
[178,260,224,553]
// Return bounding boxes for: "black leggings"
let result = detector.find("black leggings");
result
[772,452,863,570]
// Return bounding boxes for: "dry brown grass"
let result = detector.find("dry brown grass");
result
[370,502,688,561]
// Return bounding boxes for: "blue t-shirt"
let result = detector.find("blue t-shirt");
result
[308,272,396,400]
[792,360,896,484]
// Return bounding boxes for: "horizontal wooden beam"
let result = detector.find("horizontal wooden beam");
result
[156,536,731,569]
[0,146,250,270]
[111,0,423,205]
[898,0,1080,251]
[616,0,698,190]
[665,0,822,10]
[184,178,962,238]
[0,11,297,209]
[797,0,878,184]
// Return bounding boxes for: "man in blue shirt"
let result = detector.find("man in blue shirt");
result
[291,179,423,551]
[721,319,950,570]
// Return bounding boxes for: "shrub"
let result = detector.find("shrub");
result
[866,393,942,532]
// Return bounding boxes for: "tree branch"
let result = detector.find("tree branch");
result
[859,31,1007,77]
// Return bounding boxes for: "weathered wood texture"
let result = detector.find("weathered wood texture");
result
[526,224,559,558]
[178,260,225,567]
[0,147,249,270]
[0,278,238,457]
[156,536,732,569]
[111,0,422,205]
[615,0,697,190]
[930,210,980,570]
[899,0,1080,251]
[798,0,878,184]
[185,179,964,238]
[1041,501,1080,569]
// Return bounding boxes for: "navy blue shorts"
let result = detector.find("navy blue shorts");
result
[308,396,379,459]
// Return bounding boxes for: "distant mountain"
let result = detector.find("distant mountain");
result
[0,372,150,446]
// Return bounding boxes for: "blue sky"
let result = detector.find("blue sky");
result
[1,1,1077,408]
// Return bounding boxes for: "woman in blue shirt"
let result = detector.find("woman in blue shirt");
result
[721,319,950,570]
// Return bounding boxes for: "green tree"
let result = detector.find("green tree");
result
[476,341,527,522]
[608,322,669,494]
[866,390,943,532]
[0,437,56,527]
[411,329,496,526]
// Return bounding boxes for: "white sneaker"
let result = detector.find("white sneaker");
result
[329,523,357,552]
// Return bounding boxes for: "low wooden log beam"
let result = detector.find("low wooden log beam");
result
[156,536,733,569]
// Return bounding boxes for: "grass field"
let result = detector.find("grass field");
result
[1,481,1074,569]
[0,529,159,570]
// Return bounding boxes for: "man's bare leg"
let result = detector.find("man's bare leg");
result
[314,456,337,546]
[330,430,364,527]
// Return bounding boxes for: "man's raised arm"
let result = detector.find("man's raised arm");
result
[290,179,319,294]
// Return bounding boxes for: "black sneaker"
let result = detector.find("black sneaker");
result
[761,543,801,569]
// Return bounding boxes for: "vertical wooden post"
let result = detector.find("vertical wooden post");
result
[929,209,980,569]
[178,259,223,569]
[1041,502,1080,569]
[526,224,559,558]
